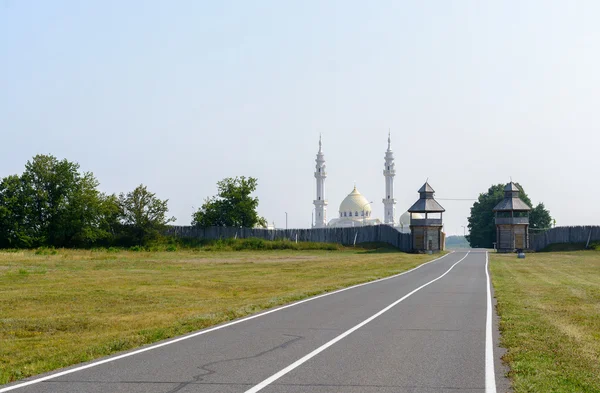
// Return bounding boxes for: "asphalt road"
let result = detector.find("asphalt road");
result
[2,250,508,393]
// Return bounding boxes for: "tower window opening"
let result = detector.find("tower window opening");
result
[318,168,320,172]
[344,212,347,217]
[318,197,320,200]
[361,211,364,216]
[355,211,358,217]
[388,166,390,170]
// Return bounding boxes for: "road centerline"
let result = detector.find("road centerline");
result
[244,251,471,393]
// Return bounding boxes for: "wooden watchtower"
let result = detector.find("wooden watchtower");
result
[408,182,445,252]
[493,182,532,252]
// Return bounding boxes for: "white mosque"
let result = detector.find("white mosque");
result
[312,134,417,232]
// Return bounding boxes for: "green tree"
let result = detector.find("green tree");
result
[21,155,77,246]
[0,175,32,247]
[0,155,111,248]
[466,183,552,248]
[192,176,266,228]
[119,184,175,244]
[529,202,553,230]
[97,193,123,243]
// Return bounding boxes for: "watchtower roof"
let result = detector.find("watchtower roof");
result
[493,182,532,212]
[408,182,445,213]
[418,182,435,193]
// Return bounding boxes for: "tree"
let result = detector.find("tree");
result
[529,202,553,230]
[96,193,123,243]
[466,183,552,248]
[119,184,175,244]
[0,175,32,248]
[192,176,266,228]
[0,155,111,248]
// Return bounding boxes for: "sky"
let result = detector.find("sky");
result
[1,1,599,235]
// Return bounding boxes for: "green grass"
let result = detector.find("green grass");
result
[0,245,434,385]
[152,237,349,252]
[491,250,600,392]
[540,242,600,252]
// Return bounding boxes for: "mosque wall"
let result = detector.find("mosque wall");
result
[166,225,412,252]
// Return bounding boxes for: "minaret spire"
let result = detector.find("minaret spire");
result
[387,129,391,151]
[382,132,396,225]
[313,135,328,228]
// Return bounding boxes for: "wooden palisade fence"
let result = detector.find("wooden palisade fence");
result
[530,226,600,251]
[166,225,412,252]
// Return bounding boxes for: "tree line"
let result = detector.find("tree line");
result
[0,155,175,248]
[0,155,265,249]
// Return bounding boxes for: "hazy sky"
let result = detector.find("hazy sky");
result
[1,1,599,235]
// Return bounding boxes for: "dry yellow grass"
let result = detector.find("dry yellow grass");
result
[0,247,434,384]
[491,250,600,393]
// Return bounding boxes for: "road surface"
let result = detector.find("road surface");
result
[2,250,508,393]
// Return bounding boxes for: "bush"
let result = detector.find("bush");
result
[163,236,341,252]
[540,242,600,252]
[34,247,58,256]
[234,238,267,251]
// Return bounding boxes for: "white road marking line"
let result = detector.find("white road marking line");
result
[485,251,497,393]
[244,251,471,393]
[0,252,457,392]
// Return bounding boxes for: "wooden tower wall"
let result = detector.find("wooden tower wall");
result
[411,226,442,252]
[496,224,529,252]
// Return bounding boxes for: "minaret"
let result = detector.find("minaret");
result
[382,132,396,225]
[313,135,328,228]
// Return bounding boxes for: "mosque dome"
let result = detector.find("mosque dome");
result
[339,186,372,218]
[399,211,424,226]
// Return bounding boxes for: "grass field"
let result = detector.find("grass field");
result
[491,250,600,393]
[0,245,435,384]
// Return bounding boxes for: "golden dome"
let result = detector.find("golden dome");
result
[339,186,372,217]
